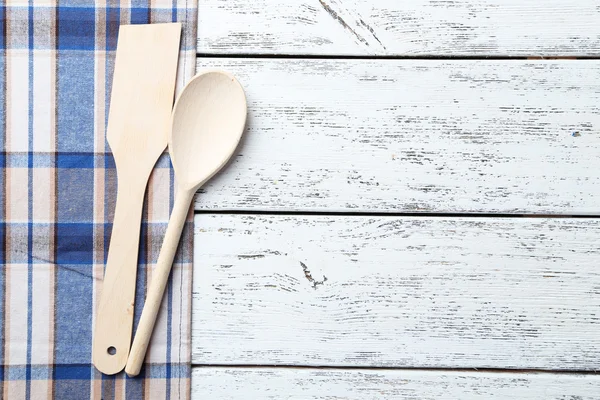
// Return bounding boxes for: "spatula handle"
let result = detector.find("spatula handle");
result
[93,177,147,375]
[125,188,194,377]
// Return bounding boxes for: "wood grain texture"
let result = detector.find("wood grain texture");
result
[191,367,600,399]
[197,0,600,56]
[192,214,600,369]
[194,59,600,214]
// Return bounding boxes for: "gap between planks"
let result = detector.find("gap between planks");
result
[197,53,600,60]
[194,209,599,219]
[191,364,600,375]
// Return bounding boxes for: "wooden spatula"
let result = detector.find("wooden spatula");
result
[93,23,182,375]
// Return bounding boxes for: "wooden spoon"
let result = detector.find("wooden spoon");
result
[125,70,247,376]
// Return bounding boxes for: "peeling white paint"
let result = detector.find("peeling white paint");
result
[192,367,600,399]
[197,0,600,56]
[192,214,600,369]
[194,59,600,214]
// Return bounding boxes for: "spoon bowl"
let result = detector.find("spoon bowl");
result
[170,70,247,190]
[125,70,247,376]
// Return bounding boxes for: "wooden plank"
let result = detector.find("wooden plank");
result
[197,0,600,56]
[192,367,600,399]
[194,59,600,214]
[192,214,600,369]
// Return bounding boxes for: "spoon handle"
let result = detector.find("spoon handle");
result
[125,187,195,377]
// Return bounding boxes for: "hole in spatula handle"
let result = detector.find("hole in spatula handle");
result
[107,346,116,356]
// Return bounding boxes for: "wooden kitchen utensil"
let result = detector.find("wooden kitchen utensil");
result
[125,70,247,376]
[93,23,182,375]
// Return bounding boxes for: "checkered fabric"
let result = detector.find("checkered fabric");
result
[0,1,197,399]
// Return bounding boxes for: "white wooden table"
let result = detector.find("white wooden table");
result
[191,1,600,398]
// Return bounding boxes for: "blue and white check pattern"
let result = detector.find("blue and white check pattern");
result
[0,1,196,398]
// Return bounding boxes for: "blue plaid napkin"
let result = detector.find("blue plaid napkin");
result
[0,1,197,399]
